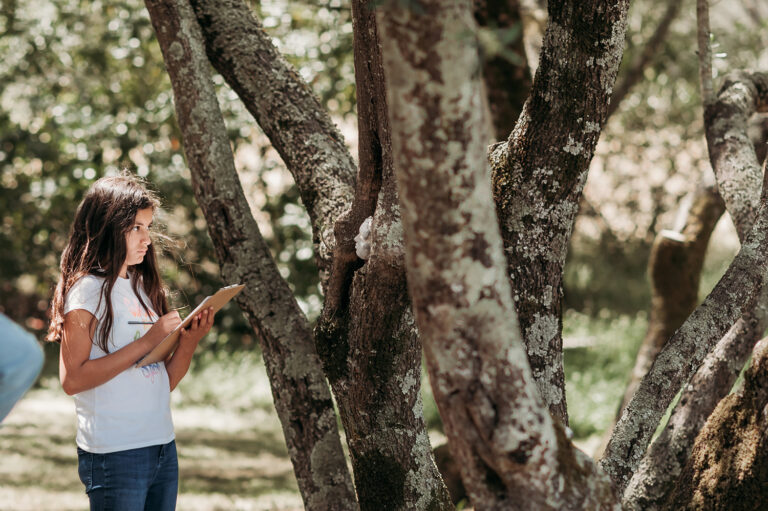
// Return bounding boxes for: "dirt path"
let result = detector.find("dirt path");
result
[0,384,303,511]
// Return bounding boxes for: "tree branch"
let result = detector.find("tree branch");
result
[188,0,356,278]
[697,0,714,107]
[607,0,683,119]
[142,1,357,508]
[490,0,630,423]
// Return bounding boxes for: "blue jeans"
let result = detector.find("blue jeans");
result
[0,313,44,422]
[77,440,178,511]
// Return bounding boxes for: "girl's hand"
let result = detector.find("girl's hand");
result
[146,311,182,346]
[179,307,214,347]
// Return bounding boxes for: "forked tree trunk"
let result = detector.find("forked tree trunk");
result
[190,0,450,506]
[314,0,453,507]
[377,1,619,509]
[143,1,357,508]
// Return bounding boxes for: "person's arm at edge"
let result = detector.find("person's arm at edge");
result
[165,307,214,391]
[60,309,180,395]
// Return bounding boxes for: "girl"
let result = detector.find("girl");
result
[47,173,214,510]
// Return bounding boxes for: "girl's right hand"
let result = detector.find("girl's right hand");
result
[146,311,182,346]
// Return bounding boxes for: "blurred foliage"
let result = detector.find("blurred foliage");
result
[0,0,355,358]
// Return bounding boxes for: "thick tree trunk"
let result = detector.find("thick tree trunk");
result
[143,1,357,509]
[377,1,619,509]
[188,0,356,280]
[190,2,450,506]
[621,71,768,509]
[490,0,630,424]
[660,338,768,510]
[315,1,453,508]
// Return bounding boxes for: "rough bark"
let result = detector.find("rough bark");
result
[660,338,768,510]
[189,0,356,279]
[704,72,768,241]
[620,70,768,511]
[489,0,630,423]
[599,165,768,491]
[474,0,532,139]
[377,1,620,509]
[314,1,453,508]
[143,1,357,509]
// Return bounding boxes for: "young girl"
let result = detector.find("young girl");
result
[47,174,214,510]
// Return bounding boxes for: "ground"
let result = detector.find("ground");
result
[0,380,304,511]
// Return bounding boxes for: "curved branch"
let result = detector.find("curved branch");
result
[142,1,357,508]
[188,0,356,276]
[621,70,768,511]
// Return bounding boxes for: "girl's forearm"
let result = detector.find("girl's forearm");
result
[61,334,157,395]
[165,340,196,391]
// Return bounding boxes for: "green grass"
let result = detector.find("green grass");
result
[563,310,648,440]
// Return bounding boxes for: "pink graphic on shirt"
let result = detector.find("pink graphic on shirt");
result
[140,363,163,383]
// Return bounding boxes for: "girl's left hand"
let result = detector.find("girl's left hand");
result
[179,307,215,346]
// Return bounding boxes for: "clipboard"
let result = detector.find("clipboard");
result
[136,284,245,368]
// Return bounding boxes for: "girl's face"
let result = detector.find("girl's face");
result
[120,207,154,278]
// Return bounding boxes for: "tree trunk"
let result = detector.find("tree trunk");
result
[660,338,768,510]
[315,1,453,508]
[490,0,630,424]
[377,1,619,508]
[143,1,357,508]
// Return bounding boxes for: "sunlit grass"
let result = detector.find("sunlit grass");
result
[563,310,647,441]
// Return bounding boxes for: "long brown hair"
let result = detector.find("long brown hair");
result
[47,173,170,352]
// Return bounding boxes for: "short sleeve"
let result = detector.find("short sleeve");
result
[64,275,106,318]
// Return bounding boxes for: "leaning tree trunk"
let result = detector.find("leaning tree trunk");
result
[143,1,357,508]
[660,338,768,510]
[190,0,451,506]
[489,0,630,424]
[377,1,620,509]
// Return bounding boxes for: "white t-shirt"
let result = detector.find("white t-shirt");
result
[64,274,175,454]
